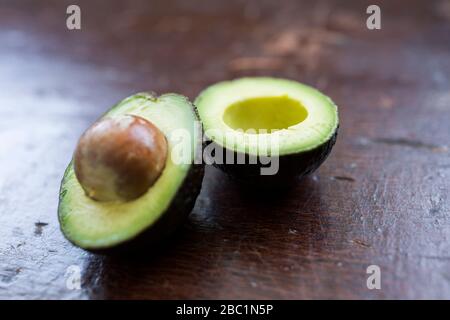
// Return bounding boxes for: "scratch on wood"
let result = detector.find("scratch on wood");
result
[429,195,443,216]
[331,175,356,182]
[351,239,371,248]
[0,267,22,283]
[34,222,49,236]
[371,137,447,152]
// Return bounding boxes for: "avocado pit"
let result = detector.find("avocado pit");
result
[74,114,167,202]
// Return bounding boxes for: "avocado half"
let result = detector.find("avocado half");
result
[58,93,204,252]
[195,77,339,184]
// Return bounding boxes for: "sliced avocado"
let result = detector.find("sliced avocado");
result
[58,93,204,252]
[195,77,338,183]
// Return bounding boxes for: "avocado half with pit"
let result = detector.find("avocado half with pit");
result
[195,77,338,183]
[58,93,204,252]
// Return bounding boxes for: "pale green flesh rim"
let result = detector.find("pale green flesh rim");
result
[195,77,339,156]
[59,93,198,249]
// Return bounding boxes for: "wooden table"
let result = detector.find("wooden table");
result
[0,0,449,299]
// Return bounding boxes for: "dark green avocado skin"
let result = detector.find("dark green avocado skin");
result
[208,127,338,186]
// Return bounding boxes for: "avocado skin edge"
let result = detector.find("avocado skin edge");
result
[207,127,338,186]
[58,161,204,255]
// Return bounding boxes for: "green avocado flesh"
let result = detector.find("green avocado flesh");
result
[195,77,339,180]
[59,93,202,251]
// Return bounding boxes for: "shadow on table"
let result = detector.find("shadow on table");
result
[82,166,337,299]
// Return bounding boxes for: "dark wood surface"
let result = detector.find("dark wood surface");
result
[1,0,449,299]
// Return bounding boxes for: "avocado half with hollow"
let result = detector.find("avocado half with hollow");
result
[195,77,338,183]
[58,93,204,252]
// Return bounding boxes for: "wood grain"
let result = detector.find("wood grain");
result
[0,0,449,299]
